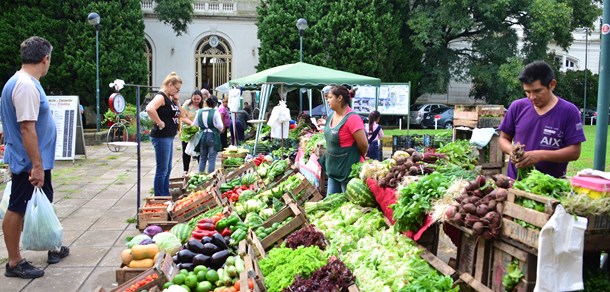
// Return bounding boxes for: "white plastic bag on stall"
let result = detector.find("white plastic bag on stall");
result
[21,187,63,251]
[0,181,11,219]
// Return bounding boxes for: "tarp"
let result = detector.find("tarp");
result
[229,62,381,88]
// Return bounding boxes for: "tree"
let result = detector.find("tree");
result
[154,0,194,36]
[256,0,411,83]
[0,0,148,122]
[406,0,601,103]
[554,69,599,110]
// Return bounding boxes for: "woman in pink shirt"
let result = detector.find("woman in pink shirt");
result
[218,98,231,150]
[320,86,368,195]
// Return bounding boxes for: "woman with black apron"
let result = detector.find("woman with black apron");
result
[321,86,369,195]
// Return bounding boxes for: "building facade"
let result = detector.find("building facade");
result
[142,0,259,98]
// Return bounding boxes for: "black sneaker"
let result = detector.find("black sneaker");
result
[5,259,44,279]
[47,246,70,264]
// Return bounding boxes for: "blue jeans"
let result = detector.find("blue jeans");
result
[327,177,347,195]
[199,132,217,173]
[151,136,174,196]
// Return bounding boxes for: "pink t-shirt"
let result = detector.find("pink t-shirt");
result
[331,108,364,148]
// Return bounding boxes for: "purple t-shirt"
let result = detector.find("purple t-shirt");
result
[498,97,586,179]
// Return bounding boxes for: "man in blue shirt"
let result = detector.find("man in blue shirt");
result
[1,36,69,279]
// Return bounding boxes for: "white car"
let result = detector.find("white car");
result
[409,103,449,127]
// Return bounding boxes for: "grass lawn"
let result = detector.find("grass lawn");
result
[382,125,610,176]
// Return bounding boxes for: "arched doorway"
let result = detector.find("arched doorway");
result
[144,39,153,89]
[195,35,232,92]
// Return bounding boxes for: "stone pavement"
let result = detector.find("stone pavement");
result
[0,137,211,292]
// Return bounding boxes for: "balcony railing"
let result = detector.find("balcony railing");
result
[141,0,236,14]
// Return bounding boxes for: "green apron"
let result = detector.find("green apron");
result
[323,112,361,184]
[198,108,222,151]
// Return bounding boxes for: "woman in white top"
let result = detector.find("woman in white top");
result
[193,96,224,173]
[364,110,384,161]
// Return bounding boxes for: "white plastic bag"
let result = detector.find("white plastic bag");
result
[185,131,203,156]
[21,187,63,251]
[0,181,11,219]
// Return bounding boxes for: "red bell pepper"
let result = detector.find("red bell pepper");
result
[197,222,216,231]
[198,218,215,224]
[221,227,232,237]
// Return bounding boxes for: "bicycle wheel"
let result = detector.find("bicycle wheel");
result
[107,122,129,152]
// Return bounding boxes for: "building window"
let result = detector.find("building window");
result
[145,39,153,89]
[565,58,576,69]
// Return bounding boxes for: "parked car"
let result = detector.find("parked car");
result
[591,107,610,125]
[409,103,449,127]
[303,104,368,122]
[580,108,597,125]
[421,107,454,129]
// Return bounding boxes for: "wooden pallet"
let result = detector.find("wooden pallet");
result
[453,105,505,128]
[501,189,559,252]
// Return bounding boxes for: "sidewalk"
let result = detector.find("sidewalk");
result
[0,138,210,292]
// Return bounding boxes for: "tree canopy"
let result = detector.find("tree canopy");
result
[0,0,148,116]
[256,0,601,104]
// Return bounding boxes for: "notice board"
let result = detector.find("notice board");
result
[48,96,86,161]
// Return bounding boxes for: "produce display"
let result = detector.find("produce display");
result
[173,189,210,213]
[446,175,508,238]
[259,246,328,292]
[186,173,212,192]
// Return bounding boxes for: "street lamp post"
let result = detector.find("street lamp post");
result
[88,12,101,132]
[296,18,308,113]
[583,27,589,123]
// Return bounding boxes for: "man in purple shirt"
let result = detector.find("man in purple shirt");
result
[498,61,586,179]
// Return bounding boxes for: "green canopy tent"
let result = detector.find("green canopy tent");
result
[227,62,381,153]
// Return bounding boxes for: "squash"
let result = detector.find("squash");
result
[131,244,160,260]
[153,251,161,262]
[120,249,133,266]
[128,258,154,268]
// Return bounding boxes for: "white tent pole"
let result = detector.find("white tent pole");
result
[308,89,312,114]
[253,84,273,154]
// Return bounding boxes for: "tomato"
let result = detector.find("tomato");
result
[234,281,241,290]
[249,278,254,289]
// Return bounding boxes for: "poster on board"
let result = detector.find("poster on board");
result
[48,96,79,160]
[377,84,410,115]
[352,86,376,113]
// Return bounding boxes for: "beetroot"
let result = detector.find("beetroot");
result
[476,205,490,217]
[476,175,487,187]
[481,230,493,240]
[488,200,497,210]
[493,174,511,189]
[496,202,504,213]
[472,222,485,235]
[445,205,458,219]
[495,188,508,201]
[473,189,483,198]
[454,212,464,225]
[463,203,477,214]
[464,214,479,227]
[466,181,479,192]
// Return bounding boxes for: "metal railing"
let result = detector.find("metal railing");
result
[141,0,236,14]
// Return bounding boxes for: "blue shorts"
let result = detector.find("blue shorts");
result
[8,170,53,214]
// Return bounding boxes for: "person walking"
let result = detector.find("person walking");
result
[193,96,224,173]
[364,110,384,161]
[0,36,70,279]
[146,72,182,196]
[181,90,204,175]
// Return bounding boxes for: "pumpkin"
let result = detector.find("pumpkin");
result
[130,244,159,260]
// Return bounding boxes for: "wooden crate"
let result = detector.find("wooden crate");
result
[249,195,309,256]
[263,166,299,189]
[137,207,170,231]
[454,105,505,128]
[445,221,493,286]
[284,173,324,206]
[456,273,494,292]
[183,169,222,195]
[239,238,267,292]
[224,160,258,181]
[112,252,178,292]
[489,240,537,292]
[115,266,147,285]
[501,189,559,251]
[454,129,505,173]
[170,188,222,222]
[222,151,248,172]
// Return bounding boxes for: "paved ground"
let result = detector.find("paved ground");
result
[0,137,207,292]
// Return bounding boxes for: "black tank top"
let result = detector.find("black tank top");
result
[150,92,180,138]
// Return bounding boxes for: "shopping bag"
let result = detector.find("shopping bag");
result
[21,187,63,251]
[185,131,203,156]
[0,181,11,219]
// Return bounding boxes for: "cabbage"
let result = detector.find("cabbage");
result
[153,232,181,255]
[143,225,164,237]
[127,234,151,248]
